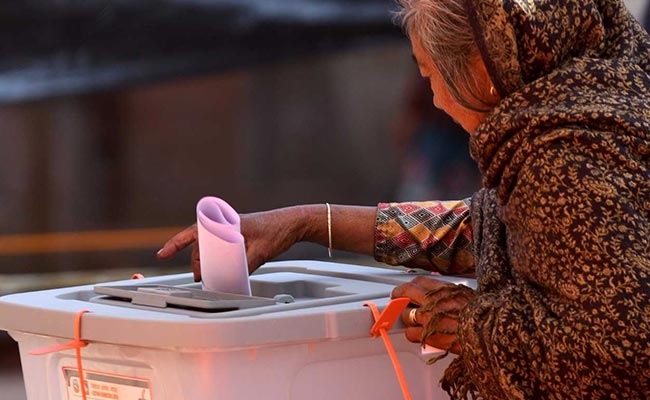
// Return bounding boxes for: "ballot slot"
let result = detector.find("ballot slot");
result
[89,271,395,317]
[93,284,276,311]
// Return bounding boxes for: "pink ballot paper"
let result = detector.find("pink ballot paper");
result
[196,196,252,295]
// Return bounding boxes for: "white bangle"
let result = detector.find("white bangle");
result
[326,203,332,258]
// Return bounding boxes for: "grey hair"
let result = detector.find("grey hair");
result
[394,0,493,112]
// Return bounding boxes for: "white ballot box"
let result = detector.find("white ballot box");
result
[0,260,475,400]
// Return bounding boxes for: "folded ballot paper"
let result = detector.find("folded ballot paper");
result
[196,196,252,295]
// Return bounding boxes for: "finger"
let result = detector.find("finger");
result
[411,277,474,306]
[404,327,423,343]
[191,243,201,282]
[406,323,458,349]
[244,241,265,274]
[401,307,421,327]
[423,332,458,353]
[157,225,197,259]
[248,256,262,275]
[421,313,459,348]
[391,282,429,306]
[410,276,453,291]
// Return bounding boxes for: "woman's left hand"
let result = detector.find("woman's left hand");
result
[391,276,474,355]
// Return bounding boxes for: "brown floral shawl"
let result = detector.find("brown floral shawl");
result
[445,0,650,398]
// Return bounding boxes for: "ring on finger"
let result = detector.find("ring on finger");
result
[408,308,419,325]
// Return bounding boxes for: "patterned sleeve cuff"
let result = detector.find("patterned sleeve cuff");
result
[374,199,474,273]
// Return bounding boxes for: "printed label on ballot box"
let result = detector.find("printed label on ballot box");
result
[62,367,153,400]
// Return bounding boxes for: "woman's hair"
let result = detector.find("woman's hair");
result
[394,0,494,111]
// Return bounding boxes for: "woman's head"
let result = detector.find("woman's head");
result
[395,0,499,133]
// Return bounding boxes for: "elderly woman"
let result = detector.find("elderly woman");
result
[158,0,650,398]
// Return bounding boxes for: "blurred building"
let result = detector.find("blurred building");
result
[0,1,411,279]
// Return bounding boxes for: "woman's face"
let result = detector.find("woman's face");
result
[410,34,490,134]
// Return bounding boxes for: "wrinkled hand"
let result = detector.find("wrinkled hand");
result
[391,276,474,355]
[156,208,306,281]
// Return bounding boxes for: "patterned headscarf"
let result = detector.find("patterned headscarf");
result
[441,0,650,398]
[468,0,650,198]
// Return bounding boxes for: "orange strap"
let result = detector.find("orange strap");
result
[364,298,412,400]
[29,309,91,400]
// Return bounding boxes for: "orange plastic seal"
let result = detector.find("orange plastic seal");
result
[364,298,412,400]
[29,309,91,400]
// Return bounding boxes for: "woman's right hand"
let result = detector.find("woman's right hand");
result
[156,206,314,281]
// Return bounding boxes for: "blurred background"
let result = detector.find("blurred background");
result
[0,1,648,398]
